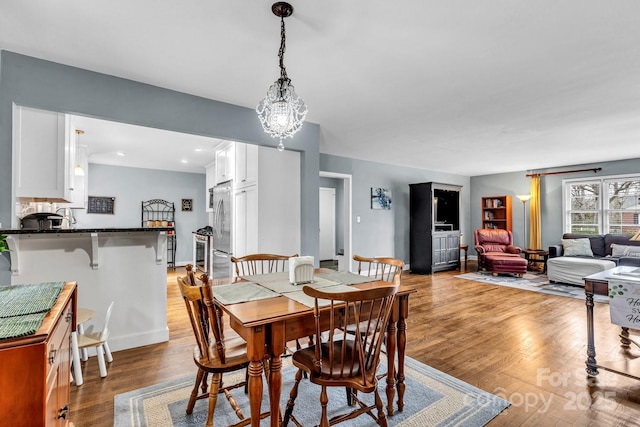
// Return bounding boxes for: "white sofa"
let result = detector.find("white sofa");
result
[547,233,640,286]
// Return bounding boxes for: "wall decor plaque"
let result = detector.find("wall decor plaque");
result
[87,196,115,214]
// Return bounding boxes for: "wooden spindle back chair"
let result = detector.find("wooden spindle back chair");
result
[354,255,404,284]
[283,284,398,427]
[230,253,299,281]
[177,273,269,427]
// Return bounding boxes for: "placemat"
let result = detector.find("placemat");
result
[0,281,65,340]
[315,271,379,285]
[240,272,289,283]
[213,282,279,305]
[253,276,340,294]
[0,282,65,318]
[285,284,357,308]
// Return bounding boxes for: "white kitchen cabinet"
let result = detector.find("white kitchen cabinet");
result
[215,143,234,184]
[233,185,258,257]
[234,143,258,189]
[205,160,216,212]
[57,137,88,209]
[231,146,300,258]
[13,105,76,203]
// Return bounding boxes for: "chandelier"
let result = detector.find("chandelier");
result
[256,2,307,152]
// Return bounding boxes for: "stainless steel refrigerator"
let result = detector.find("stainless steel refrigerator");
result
[211,180,233,282]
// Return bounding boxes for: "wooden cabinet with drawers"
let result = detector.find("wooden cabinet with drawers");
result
[0,282,77,427]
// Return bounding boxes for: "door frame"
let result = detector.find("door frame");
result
[319,171,352,272]
[319,187,336,261]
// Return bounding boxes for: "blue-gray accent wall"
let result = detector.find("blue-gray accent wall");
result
[320,153,471,270]
[470,158,640,254]
[0,51,320,279]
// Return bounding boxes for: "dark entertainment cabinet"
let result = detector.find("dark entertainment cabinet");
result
[409,182,461,274]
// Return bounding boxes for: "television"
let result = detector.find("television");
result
[433,189,459,231]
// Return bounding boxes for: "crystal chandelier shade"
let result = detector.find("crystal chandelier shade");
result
[256,2,307,151]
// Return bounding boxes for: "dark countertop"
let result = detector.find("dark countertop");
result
[0,227,173,234]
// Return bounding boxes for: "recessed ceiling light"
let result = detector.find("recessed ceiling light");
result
[181,160,188,164]
[116,152,126,156]
[195,148,203,152]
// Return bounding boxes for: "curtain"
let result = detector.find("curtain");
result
[529,176,542,249]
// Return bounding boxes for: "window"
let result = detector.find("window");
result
[564,175,640,235]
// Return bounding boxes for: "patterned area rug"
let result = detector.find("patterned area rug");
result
[114,356,509,426]
[456,272,610,303]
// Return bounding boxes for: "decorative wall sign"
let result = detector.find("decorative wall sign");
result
[181,199,193,212]
[87,196,115,214]
[371,188,392,210]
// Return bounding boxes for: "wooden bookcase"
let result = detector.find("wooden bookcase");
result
[481,196,512,231]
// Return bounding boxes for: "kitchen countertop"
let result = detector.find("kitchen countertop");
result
[0,227,173,234]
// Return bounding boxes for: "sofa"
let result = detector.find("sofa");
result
[547,233,640,285]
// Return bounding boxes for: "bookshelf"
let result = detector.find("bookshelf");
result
[481,196,512,231]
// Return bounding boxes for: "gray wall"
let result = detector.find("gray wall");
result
[470,157,640,254]
[320,154,471,269]
[0,51,320,284]
[74,163,208,265]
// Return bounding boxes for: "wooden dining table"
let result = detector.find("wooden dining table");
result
[214,269,416,427]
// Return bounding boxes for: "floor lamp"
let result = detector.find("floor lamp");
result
[516,194,532,249]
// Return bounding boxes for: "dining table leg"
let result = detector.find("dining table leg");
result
[385,311,397,416]
[268,322,286,427]
[396,295,409,412]
[248,326,266,427]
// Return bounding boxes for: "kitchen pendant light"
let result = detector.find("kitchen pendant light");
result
[256,2,307,152]
[74,129,85,176]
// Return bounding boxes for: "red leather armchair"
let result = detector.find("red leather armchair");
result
[474,229,522,271]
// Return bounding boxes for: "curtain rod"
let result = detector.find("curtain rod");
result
[526,167,602,177]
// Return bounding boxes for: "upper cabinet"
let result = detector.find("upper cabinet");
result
[13,106,77,203]
[235,143,258,188]
[215,143,234,184]
[213,142,259,188]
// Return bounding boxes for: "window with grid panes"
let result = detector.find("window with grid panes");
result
[564,175,640,236]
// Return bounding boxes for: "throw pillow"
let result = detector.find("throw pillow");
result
[611,243,628,257]
[562,238,594,257]
[610,243,640,257]
[624,245,640,257]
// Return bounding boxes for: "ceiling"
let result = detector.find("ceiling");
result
[2,1,640,176]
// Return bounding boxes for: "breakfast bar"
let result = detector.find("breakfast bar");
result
[0,228,171,352]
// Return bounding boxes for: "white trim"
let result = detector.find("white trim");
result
[319,171,353,273]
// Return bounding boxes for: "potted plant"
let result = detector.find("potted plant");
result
[0,235,8,253]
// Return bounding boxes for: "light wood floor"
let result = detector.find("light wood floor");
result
[70,263,640,426]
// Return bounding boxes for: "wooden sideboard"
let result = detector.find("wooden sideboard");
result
[0,282,77,427]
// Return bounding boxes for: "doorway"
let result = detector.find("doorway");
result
[319,187,336,262]
[319,172,352,272]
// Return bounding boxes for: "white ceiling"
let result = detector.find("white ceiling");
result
[2,1,640,176]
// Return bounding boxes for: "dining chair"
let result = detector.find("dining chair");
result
[177,273,269,427]
[354,255,404,283]
[230,253,299,281]
[348,255,403,343]
[230,253,307,354]
[282,284,399,427]
[71,301,114,386]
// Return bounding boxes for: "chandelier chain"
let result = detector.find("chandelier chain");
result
[278,15,288,81]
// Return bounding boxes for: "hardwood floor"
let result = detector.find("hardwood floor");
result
[69,263,640,426]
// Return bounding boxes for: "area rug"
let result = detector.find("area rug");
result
[114,356,509,426]
[456,272,610,303]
